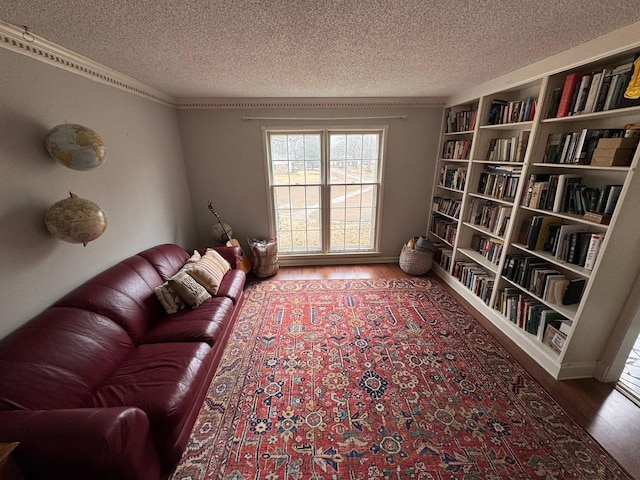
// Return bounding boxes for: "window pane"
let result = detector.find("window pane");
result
[271,133,322,186]
[272,185,322,254]
[329,133,380,185]
[329,185,377,252]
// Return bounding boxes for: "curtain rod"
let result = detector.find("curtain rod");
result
[242,115,407,121]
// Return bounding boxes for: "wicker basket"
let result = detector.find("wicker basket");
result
[248,238,279,278]
[399,244,433,275]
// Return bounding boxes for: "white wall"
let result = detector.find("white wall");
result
[0,48,197,339]
[176,106,442,261]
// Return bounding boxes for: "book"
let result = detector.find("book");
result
[543,133,564,163]
[548,277,570,305]
[525,216,543,249]
[535,217,561,251]
[603,185,623,215]
[582,70,604,113]
[584,233,605,271]
[572,74,592,115]
[554,224,588,261]
[575,231,594,266]
[546,88,563,118]
[553,175,582,212]
[562,278,586,305]
[594,70,613,111]
[543,324,567,353]
[538,311,569,340]
[487,99,508,125]
[515,130,530,163]
[557,73,584,117]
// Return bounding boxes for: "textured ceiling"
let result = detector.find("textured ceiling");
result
[2,1,640,99]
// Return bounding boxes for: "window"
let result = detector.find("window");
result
[265,127,386,256]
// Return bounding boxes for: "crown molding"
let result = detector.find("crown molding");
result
[0,20,446,111]
[175,97,446,109]
[0,19,176,107]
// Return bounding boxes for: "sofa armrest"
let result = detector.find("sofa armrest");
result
[0,407,162,480]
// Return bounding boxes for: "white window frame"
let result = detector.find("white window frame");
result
[262,125,388,263]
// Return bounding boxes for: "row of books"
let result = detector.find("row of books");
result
[495,288,571,344]
[542,128,625,164]
[452,260,493,305]
[503,255,587,305]
[445,105,477,133]
[467,198,511,237]
[487,96,538,125]
[477,165,522,201]
[442,139,472,160]
[431,218,457,245]
[439,165,467,190]
[549,57,640,118]
[486,131,529,162]
[519,217,605,270]
[522,173,622,217]
[437,248,453,271]
[433,197,462,219]
[470,234,504,265]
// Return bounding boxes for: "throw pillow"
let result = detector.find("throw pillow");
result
[168,270,211,308]
[154,282,187,314]
[186,250,202,264]
[188,249,231,295]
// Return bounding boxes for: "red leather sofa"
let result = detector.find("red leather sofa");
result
[0,243,246,479]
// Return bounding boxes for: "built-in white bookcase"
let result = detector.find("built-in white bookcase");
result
[428,47,640,380]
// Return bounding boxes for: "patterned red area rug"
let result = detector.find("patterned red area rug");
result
[171,277,630,479]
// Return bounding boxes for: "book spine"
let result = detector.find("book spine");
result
[557,73,582,117]
[584,234,604,271]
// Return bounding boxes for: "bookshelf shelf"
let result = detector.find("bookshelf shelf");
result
[518,206,611,228]
[428,45,640,380]
[435,185,465,194]
[500,276,579,320]
[462,221,506,240]
[480,121,534,131]
[432,209,459,222]
[511,243,592,277]
[530,163,630,172]
[444,130,475,136]
[438,158,468,163]
[457,248,499,273]
[541,104,640,123]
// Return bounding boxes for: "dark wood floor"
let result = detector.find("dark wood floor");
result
[252,264,640,479]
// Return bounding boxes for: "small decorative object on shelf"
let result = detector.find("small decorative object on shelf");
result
[45,123,106,170]
[44,192,107,246]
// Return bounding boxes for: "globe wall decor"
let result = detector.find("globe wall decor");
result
[45,123,107,170]
[45,192,107,246]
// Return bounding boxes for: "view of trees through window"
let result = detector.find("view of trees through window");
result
[267,129,384,254]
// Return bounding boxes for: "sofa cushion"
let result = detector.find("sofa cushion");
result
[54,255,165,343]
[217,269,247,304]
[91,342,213,464]
[138,244,191,281]
[0,308,133,411]
[141,297,234,346]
